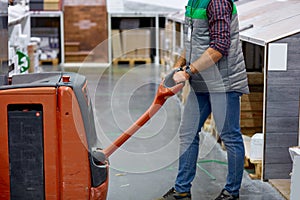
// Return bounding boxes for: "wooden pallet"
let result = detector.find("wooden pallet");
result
[269,179,291,200]
[244,156,262,179]
[112,57,151,67]
[160,58,166,65]
[248,159,262,179]
[243,134,262,179]
[39,58,59,66]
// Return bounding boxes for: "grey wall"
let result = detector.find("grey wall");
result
[264,33,300,179]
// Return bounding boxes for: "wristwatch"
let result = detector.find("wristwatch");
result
[185,65,193,78]
[176,67,184,72]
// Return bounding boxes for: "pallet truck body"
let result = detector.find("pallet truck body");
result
[0,72,108,200]
[0,71,182,199]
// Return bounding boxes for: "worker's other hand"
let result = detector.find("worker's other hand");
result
[173,70,190,84]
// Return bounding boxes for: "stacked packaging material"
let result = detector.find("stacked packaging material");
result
[30,0,62,11]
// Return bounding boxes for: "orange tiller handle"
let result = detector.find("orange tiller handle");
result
[103,76,184,158]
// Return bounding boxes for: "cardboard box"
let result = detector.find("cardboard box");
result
[44,0,60,11]
[111,29,123,59]
[29,0,61,11]
[121,29,151,58]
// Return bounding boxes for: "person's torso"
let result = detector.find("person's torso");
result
[184,0,249,94]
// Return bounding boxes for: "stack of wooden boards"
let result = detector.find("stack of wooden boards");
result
[241,72,264,179]
[63,5,107,63]
[30,0,62,11]
[241,72,264,137]
[64,41,93,63]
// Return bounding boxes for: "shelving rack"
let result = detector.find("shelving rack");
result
[107,0,180,65]
[0,3,8,75]
[30,10,64,64]
[8,0,31,75]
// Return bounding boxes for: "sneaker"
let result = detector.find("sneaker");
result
[215,189,239,200]
[155,188,191,200]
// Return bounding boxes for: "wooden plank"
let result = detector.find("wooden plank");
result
[241,92,263,102]
[241,127,262,137]
[270,32,299,52]
[263,163,292,180]
[269,179,291,200]
[241,101,263,111]
[266,117,298,133]
[249,86,264,93]
[44,2,60,10]
[247,72,264,85]
[264,147,293,164]
[287,53,300,70]
[266,101,299,117]
[267,71,300,86]
[267,86,300,102]
[265,132,298,148]
[241,118,262,128]
[240,110,263,119]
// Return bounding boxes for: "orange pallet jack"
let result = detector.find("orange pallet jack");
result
[0,71,183,200]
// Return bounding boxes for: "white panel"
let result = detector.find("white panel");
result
[268,43,288,71]
[290,156,300,200]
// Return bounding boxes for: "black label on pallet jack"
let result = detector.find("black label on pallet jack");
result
[8,104,44,200]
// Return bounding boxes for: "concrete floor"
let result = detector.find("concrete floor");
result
[62,64,285,200]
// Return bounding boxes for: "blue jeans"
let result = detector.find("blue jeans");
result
[174,91,245,196]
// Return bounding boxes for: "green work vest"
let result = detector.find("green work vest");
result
[184,0,249,94]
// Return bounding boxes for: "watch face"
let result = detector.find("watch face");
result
[184,66,194,79]
[176,67,184,72]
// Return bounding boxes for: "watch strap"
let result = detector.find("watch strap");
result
[185,65,193,78]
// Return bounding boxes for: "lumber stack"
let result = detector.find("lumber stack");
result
[30,0,62,11]
[241,72,264,137]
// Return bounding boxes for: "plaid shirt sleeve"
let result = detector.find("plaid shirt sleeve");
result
[207,0,233,56]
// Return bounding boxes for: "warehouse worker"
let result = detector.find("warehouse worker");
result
[156,0,249,200]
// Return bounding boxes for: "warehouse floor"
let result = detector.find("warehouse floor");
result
[60,63,286,200]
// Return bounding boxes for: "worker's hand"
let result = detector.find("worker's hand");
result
[173,68,190,84]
